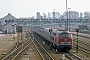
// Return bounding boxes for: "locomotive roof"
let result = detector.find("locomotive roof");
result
[43,28,70,34]
[35,26,71,34]
[53,30,70,34]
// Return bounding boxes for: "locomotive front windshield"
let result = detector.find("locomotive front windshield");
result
[60,33,70,38]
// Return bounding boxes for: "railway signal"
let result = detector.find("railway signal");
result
[16,25,23,49]
[76,28,79,53]
[49,29,52,50]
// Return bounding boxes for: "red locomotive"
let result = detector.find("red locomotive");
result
[51,29,73,51]
[33,26,73,52]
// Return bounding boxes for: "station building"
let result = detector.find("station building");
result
[1,13,17,34]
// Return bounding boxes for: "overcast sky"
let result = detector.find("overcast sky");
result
[0,0,90,18]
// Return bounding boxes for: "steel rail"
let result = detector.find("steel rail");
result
[64,52,85,60]
[72,33,90,39]
[2,39,30,60]
[32,39,44,60]
[12,40,32,60]
[73,38,90,46]
[73,37,90,54]
[34,38,55,60]
[73,44,90,54]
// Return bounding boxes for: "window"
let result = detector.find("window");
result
[5,20,7,22]
[5,20,7,24]
[60,33,70,38]
[12,19,14,22]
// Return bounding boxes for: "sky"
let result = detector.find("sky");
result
[0,0,90,18]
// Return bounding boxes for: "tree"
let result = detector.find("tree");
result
[84,11,90,19]
[63,11,79,19]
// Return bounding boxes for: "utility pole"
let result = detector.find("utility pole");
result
[66,0,68,31]
[68,8,71,32]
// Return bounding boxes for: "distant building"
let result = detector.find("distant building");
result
[1,13,17,34]
[80,12,83,19]
[0,19,1,31]
[43,13,46,19]
[47,12,51,19]
[36,12,41,19]
[0,19,1,27]
[55,12,61,18]
[52,11,55,19]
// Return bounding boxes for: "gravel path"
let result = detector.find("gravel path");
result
[0,34,17,59]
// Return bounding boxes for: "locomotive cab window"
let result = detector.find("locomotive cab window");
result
[60,33,70,38]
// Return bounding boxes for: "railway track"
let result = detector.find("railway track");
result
[73,37,90,55]
[33,38,55,60]
[33,32,85,60]
[64,52,85,60]
[73,44,90,55]
[2,39,31,60]
[72,32,90,39]
[73,38,90,46]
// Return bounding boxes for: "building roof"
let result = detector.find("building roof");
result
[1,13,17,20]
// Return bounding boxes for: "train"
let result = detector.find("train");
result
[32,26,73,52]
